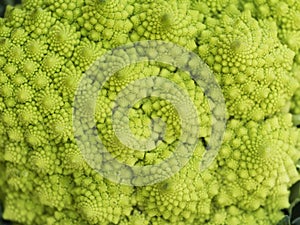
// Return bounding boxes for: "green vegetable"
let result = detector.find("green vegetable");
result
[0,0,20,18]
[0,0,299,225]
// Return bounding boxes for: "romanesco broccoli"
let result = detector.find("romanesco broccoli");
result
[0,0,299,225]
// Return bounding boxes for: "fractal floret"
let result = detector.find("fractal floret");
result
[0,0,299,225]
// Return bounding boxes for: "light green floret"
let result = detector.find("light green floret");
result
[241,0,300,53]
[78,0,134,46]
[28,146,58,175]
[41,54,65,74]
[44,0,84,23]
[22,0,44,9]
[58,142,87,174]
[24,8,56,38]
[20,60,38,77]
[213,113,300,221]
[191,0,239,17]
[240,0,300,118]
[10,28,27,45]
[4,163,36,192]
[48,22,80,57]
[73,39,105,71]
[130,0,204,50]
[24,124,48,147]
[35,175,73,210]
[45,108,73,142]
[198,8,299,121]
[4,6,27,29]
[25,38,49,61]
[135,151,213,224]
[4,143,28,165]
[2,192,44,224]
[17,103,41,125]
[118,210,149,225]
[210,206,284,225]
[53,62,85,101]
[73,173,134,225]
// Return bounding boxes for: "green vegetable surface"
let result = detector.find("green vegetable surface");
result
[0,0,299,225]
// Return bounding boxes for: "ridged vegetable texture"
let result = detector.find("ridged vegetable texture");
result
[0,0,300,225]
